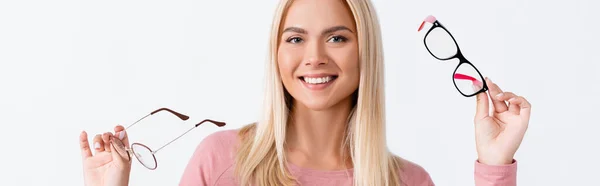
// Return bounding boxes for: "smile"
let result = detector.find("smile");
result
[299,75,338,90]
[301,76,336,84]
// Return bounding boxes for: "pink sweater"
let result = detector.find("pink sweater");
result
[179,129,517,186]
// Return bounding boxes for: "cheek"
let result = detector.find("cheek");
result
[332,48,360,79]
[277,48,302,81]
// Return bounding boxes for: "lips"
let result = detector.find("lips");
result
[298,74,338,91]
[300,76,337,84]
[299,74,338,85]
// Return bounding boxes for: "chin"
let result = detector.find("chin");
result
[296,96,346,111]
[302,102,334,111]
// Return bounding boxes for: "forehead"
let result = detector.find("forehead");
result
[282,0,356,30]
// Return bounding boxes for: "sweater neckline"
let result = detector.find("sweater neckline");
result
[286,161,354,178]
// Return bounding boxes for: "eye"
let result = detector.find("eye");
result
[327,35,347,43]
[286,37,303,44]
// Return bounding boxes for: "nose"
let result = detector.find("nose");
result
[304,41,328,66]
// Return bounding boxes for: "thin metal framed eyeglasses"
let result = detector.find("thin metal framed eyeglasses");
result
[109,108,226,170]
[418,15,489,97]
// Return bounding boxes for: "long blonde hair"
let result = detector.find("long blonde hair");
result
[234,0,404,185]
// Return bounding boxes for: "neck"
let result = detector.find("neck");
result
[285,97,354,170]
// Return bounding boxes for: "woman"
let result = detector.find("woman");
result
[79,0,531,185]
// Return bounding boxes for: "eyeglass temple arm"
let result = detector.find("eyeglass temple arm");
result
[125,108,190,130]
[454,73,484,88]
[418,15,437,32]
[152,119,226,154]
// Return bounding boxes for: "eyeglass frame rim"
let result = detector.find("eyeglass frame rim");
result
[110,108,226,170]
[420,17,489,97]
[113,141,158,170]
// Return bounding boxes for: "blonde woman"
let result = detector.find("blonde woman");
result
[79,0,531,185]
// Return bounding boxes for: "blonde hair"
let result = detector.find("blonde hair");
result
[234,0,404,185]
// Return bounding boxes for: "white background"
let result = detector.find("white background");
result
[1,0,598,185]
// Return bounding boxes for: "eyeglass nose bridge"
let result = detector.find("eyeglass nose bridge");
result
[109,139,131,162]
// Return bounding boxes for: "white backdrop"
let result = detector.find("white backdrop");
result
[0,0,598,185]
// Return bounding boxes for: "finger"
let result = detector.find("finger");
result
[102,132,113,152]
[519,97,532,120]
[114,125,129,147]
[79,131,92,159]
[109,141,131,165]
[93,134,104,154]
[486,78,508,113]
[496,92,520,115]
[508,96,532,118]
[474,83,489,121]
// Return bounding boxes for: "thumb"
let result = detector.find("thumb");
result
[474,84,489,121]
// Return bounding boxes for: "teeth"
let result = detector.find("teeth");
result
[304,76,333,84]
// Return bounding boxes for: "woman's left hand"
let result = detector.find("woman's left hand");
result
[473,77,532,165]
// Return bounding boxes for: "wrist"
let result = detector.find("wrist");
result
[478,157,514,165]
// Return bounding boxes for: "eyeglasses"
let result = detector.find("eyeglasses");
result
[418,15,489,97]
[110,108,226,170]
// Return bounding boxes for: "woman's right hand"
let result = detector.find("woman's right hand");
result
[79,125,132,186]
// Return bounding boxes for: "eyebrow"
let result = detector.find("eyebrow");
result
[282,25,354,35]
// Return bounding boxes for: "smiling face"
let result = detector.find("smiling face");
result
[277,0,360,111]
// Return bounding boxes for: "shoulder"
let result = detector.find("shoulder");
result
[179,128,242,186]
[192,128,242,168]
[396,157,435,186]
[197,128,241,152]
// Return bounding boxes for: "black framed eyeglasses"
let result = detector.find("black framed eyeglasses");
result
[418,15,489,97]
[110,108,226,170]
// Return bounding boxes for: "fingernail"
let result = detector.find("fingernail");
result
[508,97,516,102]
[496,93,504,98]
[118,131,125,140]
[94,142,101,149]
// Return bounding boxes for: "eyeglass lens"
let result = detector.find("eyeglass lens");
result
[454,63,485,96]
[131,143,156,169]
[111,137,130,161]
[425,27,457,59]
